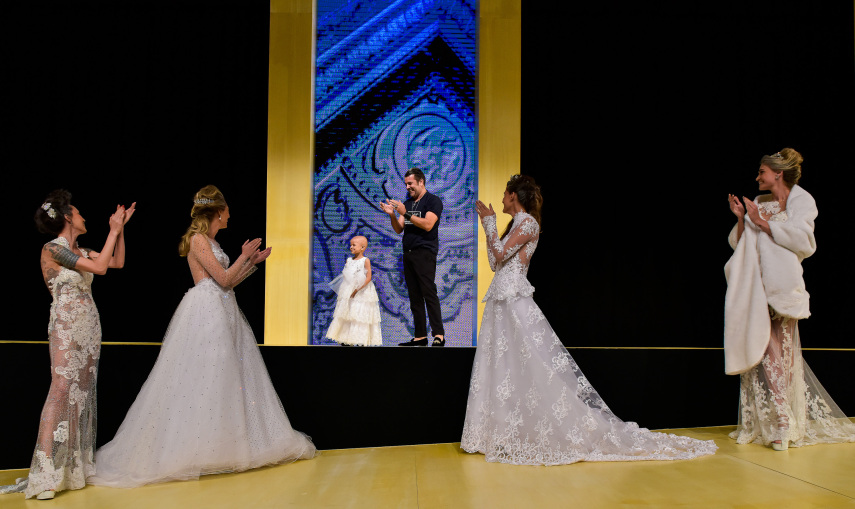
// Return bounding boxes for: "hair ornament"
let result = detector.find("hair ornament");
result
[41,202,57,219]
[194,198,214,205]
[772,152,782,159]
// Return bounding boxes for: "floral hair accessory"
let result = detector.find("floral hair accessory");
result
[42,202,57,219]
[194,198,214,205]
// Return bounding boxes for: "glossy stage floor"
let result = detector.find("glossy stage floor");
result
[2,425,854,508]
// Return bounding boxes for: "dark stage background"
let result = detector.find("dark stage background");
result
[2,0,853,469]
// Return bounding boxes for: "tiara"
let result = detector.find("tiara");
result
[41,202,57,219]
[194,198,214,205]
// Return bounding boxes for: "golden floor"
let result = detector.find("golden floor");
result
[2,426,854,508]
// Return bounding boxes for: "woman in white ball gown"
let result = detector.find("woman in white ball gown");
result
[88,185,315,488]
[462,174,717,465]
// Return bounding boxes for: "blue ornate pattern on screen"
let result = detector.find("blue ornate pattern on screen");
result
[312,0,477,346]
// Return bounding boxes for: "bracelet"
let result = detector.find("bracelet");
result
[403,212,412,220]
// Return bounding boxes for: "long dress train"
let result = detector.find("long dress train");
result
[1,238,100,499]
[87,235,314,488]
[462,212,717,465]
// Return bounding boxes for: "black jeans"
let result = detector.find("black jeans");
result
[402,248,444,337]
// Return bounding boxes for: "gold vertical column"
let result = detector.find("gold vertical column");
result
[266,0,314,345]
[477,0,521,332]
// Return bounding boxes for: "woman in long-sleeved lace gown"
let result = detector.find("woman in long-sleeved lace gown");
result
[87,185,314,488]
[1,190,132,500]
[725,148,855,451]
[461,175,717,465]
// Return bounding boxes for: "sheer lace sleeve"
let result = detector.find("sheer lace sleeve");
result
[189,234,252,287]
[231,262,257,288]
[482,215,539,271]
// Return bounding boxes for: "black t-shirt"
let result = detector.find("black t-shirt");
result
[402,191,442,253]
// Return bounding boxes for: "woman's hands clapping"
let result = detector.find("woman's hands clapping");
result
[475,200,495,219]
[242,238,272,265]
[122,202,137,225]
[727,194,744,219]
[250,247,272,265]
[742,197,762,224]
[109,206,126,234]
[242,238,262,258]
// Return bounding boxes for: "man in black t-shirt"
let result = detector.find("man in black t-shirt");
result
[381,168,445,346]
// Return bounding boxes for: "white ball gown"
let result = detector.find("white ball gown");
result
[461,212,718,465]
[87,235,315,488]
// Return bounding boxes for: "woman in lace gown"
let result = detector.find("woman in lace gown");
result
[462,175,717,465]
[87,185,314,488]
[725,148,855,451]
[0,190,132,500]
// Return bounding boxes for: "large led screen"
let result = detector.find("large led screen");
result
[311,0,477,346]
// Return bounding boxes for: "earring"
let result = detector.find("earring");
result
[775,175,780,180]
[219,215,222,220]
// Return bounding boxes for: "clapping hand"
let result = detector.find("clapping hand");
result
[742,197,761,224]
[380,201,395,215]
[727,194,744,219]
[251,246,272,265]
[241,238,263,258]
[109,205,126,233]
[386,199,405,215]
[475,200,495,219]
[122,202,137,225]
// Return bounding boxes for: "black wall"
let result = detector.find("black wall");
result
[2,0,853,470]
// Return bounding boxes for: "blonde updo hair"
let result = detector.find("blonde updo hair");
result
[178,185,228,257]
[760,147,803,188]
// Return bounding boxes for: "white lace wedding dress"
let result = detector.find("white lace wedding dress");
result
[1,238,101,499]
[325,257,382,346]
[87,235,315,488]
[461,212,718,465]
[729,200,855,448]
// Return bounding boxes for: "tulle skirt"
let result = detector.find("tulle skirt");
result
[462,296,718,465]
[87,279,315,488]
[730,310,855,447]
[325,281,382,346]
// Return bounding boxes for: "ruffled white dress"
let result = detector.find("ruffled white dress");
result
[87,235,315,488]
[325,257,382,346]
[462,212,718,465]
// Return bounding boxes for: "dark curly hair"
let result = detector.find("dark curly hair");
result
[34,189,73,235]
[501,174,543,239]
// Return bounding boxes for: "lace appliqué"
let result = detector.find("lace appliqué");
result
[462,235,718,464]
[9,237,102,498]
[730,311,855,448]
[758,200,788,223]
[481,213,539,302]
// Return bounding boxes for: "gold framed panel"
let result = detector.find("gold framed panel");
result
[265,0,521,344]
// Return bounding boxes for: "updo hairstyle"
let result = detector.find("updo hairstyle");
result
[760,147,803,188]
[501,174,543,239]
[34,189,73,236]
[178,185,228,257]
